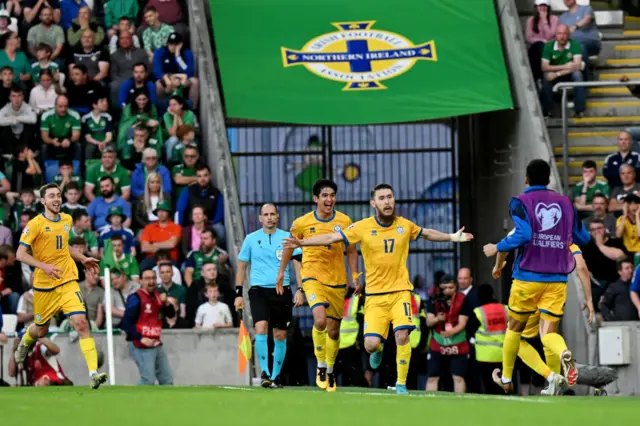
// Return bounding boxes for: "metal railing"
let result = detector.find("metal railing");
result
[553,80,640,193]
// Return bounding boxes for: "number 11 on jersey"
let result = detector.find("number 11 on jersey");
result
[56,236,63,250]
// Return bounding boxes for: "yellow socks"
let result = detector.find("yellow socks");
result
[79,337,98,373]
[312,326,327,367]
[396,342,411,385]
[21,324,36,347]
[501,329,522,381]
[544,347,561,375]
[518,340,551,379]
[325,335,339,374]
[541,332,568,361]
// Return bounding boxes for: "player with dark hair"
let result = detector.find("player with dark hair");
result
[284,183,472,394]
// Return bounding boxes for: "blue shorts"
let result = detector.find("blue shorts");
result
[427,351,469,378]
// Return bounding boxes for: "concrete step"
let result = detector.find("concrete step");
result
[556,159,606,176]
[552,145,617,155]
[587,86,634,97]
[548,128,620,146]
[548,115,640,126]
[584,97,640,116]
[601,28,640,40]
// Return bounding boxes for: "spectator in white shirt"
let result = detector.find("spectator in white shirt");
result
[152,248,182,286]
[0,85,38,152]
[17,287,34,327]
[29,69,58,114]
[194,282,232,328]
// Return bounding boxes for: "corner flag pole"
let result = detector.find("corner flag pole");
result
[103,267,116,385]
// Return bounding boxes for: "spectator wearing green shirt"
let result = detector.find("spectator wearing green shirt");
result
[82,94,113,160]
[40,94,82,162]
[142,6,173,61]
[122,125,162,171]
[184,228,230,287]
[540,24,585,118]
[574,160,610,217]
[0,33,31,84]
[70,210,99,258]
[53,159,83,195]
[157,262,186,318]
[163,97,195,156]
[100,234,140,283]
[117,89,161,151]
[84,145,131,202]
[172,145,199,198]
[104,0,138,38]
[167,124,196,167]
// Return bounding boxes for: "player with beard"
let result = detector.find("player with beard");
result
[284,183,473,395]
[277,179,359,392]
[14,183,106,389]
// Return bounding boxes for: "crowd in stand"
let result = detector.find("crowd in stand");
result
[0,0,238,336]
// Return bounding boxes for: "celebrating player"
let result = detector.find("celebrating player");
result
[14,183,107,389]
[284,183,473,395]
[483,159,591,394]
[492,230,594,395]
[276,179,358,392]
[235,203,302,388]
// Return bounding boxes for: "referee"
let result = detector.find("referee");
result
[234,203,302,388]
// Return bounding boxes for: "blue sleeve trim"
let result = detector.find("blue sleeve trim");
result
[497,215,532,252]
[414,228,423,241]
[19,241,30,248]
[572,210,591,246]
[338,230,349,246]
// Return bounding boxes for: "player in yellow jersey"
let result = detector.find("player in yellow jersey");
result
[284,183,473,395]
[492,229,594,396]
[276,179,359,392]
[14,183,107,389]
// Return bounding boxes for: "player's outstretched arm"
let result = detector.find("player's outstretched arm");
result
[16,244,62,279]
[276,246,295,295]
[69,246,100,275]
[574,252,594,324]
[283,232,344,248]
[420,226,473,243]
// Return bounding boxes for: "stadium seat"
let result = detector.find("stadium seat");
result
[44,160,81,183]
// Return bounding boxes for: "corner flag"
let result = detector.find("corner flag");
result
[238,309,252,375]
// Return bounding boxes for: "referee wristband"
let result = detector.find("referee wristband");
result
[235,286,243,297]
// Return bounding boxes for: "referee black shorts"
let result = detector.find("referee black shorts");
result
[248,286,293,330]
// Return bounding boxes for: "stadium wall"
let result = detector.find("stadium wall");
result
[1,329,248,386]
[600,321,640,395]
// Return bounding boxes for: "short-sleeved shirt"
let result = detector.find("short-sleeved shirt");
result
[581,238,625,283]
[572,180,610,204]
[100,253,139,279]
[19,213,78,291]
[69,226,98,251]
[238,228,301,288]
[40,109,82,140]
[610,184,640,202]
[142,24,174,52]
[31,61,60,84]
[340,216,422,295]
[98,226,135,254]
[85,164,131,196]
[169,142,197,166]
[78,281,105,322]
[82,112,113,142]
[559,6,600,43]
[542,40,582,66]
[27,24,65,50]
[0,50,31,81]
[61,203,87,216]
[290,210,352,286]
[69,45,109,78]
[195,301,232,327]
[157,282,186,305]
[140,221,182,261]
[87,195,132,229]
[185,247,228,282]
[616,216,640,253]
[171,163,196,196]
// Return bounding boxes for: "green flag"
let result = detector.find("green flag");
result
[210,0,513,125]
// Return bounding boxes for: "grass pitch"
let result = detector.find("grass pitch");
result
[2,386,638,425]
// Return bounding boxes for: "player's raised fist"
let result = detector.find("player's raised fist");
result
[483,243,498,258]
[492,261,506,279]
[41,263,63,279]
[450,227,473,243]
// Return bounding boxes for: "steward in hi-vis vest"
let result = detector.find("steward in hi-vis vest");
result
[337,289,365,387]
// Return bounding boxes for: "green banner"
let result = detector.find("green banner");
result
[210,0,513,125]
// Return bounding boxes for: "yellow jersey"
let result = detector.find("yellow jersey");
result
[341,216,422,295]
[291,210,351,286]
[19,213,79,291]
[616,216,640,253]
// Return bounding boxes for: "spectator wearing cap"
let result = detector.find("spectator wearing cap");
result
[0,85,37,152]
[120,268,174,385]
[600,259,639,321]
[104,0,138,38]
[100,234,140,283]
[87,175,132,230]
[133,171,168,229]
[27,7,65,60]
[69,210,98,256]
[23,0,61,26]
[122,126,162,170]
[616,192,640,256]
[67,6,104,47]
[0,10,17,36]
[29,69,58,115]
[85,146,131,201]
[110,33,146,105]
[573,160,610,217]
[60,0,87,31]
[68,29,109,82]
[131,147,172,200]
[104,267,139,328]
[40,94,82,163]
[140,200,182,268]
[142,6,173,61]
[526,0,558,84]
[153,32,198,108]
[0,33,31,84]
[53,158,83,194]
[608,164,640,215]
[559,0,601,61]
[117,62,157,109]
[62,64,103,114]
[98,205,136,256]
[603,131,640,189]
[108,16,140,54]
[82,92,113,160]
[172,145,200,199]
[177,164,225,245]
